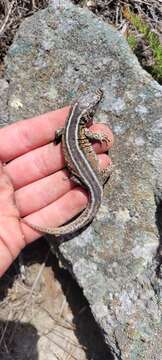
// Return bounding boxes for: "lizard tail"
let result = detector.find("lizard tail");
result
[22,200,100,237]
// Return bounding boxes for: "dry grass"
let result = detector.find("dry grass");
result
[0,257,88,360]
[74,0,162,82]
[84,0,162,28]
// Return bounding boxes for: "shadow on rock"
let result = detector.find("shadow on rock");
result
[155,199,162,276]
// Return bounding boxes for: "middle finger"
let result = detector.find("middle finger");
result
[4,124,113,190]
[15,153,111,217]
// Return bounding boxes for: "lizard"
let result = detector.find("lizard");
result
[23,89,111,236]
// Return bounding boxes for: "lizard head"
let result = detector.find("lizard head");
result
[79,88,103,125]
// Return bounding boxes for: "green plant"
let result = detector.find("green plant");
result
[127,34,137,50]
[125,8,162,83]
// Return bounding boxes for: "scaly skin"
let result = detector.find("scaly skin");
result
[23,90,111,236]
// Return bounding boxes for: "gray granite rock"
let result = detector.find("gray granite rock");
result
[2,0,162,358]
[0,79,9,126]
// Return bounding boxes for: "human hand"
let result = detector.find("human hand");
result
[0,107,113,277]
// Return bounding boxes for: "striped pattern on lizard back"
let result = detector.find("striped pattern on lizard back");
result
[23,89,110,236]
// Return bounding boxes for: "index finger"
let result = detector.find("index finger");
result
[0,107,70,163]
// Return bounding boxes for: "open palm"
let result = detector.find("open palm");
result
[0,107,113,277]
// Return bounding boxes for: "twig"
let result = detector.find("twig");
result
[0,0,15,37]
[41,306,75,330]
[51,328,86,350]
[32,0,36,9]
[42,334,79,360]
[0,313,11,350]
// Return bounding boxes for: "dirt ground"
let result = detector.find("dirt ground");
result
[0,239,113,360]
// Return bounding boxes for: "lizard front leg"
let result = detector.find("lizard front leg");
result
[84,128,110,146]
[84,129,112,184]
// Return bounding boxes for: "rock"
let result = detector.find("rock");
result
[0,79,9,126]
[2,0,162,358]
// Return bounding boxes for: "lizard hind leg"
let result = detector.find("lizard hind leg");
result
[54,127,64,144]
[84,128,110,146]
[70,174,86,187]
[63,172,85,187]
